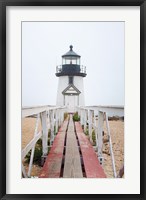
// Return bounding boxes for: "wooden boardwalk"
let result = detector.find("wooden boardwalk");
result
[63,117,83,178]
[39,114,106,178]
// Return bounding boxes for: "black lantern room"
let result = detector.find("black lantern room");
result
[56,45,86,77]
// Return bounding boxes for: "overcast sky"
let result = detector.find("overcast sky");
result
[22,22,124,107]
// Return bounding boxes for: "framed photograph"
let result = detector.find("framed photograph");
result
[0,0,145,199]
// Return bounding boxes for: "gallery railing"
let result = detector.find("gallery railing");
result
[56,65,86,74]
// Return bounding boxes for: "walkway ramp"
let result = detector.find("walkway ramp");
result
[39,115,106,178]
[63,117,83,178]
[39,120,68,178]
[75,122,106,178]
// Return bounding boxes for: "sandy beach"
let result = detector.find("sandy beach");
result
[102,120,124,178]
[22,118,124,178]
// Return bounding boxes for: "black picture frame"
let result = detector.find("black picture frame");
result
[0,0,145,199]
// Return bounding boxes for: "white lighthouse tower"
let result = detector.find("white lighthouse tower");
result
[56,45,87,113]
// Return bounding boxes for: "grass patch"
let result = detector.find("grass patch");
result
[92,129,96,146]
[25,135,51,166]
[85,127,89,135]
[25,139,43,166]
[73,112,80,121]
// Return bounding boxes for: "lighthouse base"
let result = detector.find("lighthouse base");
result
[56,76,85,110]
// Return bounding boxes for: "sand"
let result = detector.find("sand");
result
[102,120,124,178]
[22,118,42,149]
[22,118,124,178]
[22,118,42,176]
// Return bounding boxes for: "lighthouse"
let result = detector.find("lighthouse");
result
[56,45,87,113]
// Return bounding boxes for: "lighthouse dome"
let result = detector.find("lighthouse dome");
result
[62,45,81,58]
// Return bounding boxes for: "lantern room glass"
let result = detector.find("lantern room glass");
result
[62,57,80,65]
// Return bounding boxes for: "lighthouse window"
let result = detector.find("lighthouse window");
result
[69,76,73,84]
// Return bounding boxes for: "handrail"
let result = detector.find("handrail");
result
[22,105,67,178]
[77,106,124,178]
[22,105,66,118]
[78,105,124,117]
[22,105,123,178]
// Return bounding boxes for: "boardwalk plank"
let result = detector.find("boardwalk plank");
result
[39,117,106,178]
[59,120,68,132]
[39,119,68,178]
[63,119,83,178]
[75,122,106,178]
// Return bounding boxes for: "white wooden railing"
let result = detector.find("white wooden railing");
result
[22,105,67,178]
[77,106,124,178]
[22,105,124,178]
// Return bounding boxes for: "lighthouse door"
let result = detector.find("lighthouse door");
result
[68,95,75,112]
[65,95,76,113]
[62,84,80,113]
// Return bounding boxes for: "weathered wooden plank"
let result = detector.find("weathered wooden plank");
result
[22,106,66,118]
[75,122,106,178]
[50,110,55,144]
[22,131,42,160]
[97,111,104,158]
[41,111,48,156]
[22,106,55,118]
[63,118,83,178]
[67,124,74,132]
[88,110,93,142]
[78,106,124,117]
[39,131,66,178]
[59,120,68,132]
[63,131,83,178]
[39,117,68,178]
[28,114,40,177]
[39,154,63,178]
[105,113,117,177]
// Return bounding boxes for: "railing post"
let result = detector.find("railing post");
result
[50,110,55,144]
[41,111,48,158]
[22,164,28,178]
[88,109,93,143]
[58,109,60,126]
[55,109,58,134]
[80,109,83,125]
[27,114,40,177]
[60,109,62,125]
[60,109,63,124]
[97,111,104,164]
[47,110,51,130]
[105,113,117,177]
[93,110,96,126]
[84,109,87,133]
